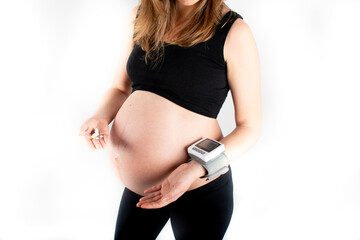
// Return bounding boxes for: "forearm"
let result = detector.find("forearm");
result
[220,124,262,163]
[186,124,261,178]
[91,88,129,125]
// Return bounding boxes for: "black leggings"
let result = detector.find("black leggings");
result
[114,167,233,240]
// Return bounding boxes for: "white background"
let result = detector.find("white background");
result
[0,0,359,239]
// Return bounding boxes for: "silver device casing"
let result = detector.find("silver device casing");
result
[187,138,229,181]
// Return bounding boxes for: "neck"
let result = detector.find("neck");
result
[175,2,196,22]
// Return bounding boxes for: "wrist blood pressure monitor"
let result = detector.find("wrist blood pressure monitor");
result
[187,138,229,181]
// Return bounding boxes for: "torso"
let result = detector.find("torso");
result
[107,6,231,196]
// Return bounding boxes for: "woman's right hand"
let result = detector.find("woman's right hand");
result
[78,118,110,150]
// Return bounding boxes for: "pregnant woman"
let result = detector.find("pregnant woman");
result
[79,0,261,239]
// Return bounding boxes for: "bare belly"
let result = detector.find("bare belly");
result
[106,90,224,196]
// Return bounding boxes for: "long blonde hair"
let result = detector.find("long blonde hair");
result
[133,0,226,68]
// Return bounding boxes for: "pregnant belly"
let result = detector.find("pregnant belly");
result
[106,90,224,196]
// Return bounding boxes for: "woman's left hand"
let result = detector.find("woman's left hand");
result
[137,160,206,209]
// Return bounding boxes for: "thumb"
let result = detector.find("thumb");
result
[78,123,89,136]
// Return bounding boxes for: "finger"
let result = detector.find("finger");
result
[139,191,162,202]
[83,136,96,150]
[99,137,106,149]
[140,194,162,204]
[79,123,89,136]
[139,197,171,209]
[93,135,105,149]
[144,184,161,194]
[83,127,94,137]
[137,195,162,207]
[91,138,102,150]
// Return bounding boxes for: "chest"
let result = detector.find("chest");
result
[126,43,228,89]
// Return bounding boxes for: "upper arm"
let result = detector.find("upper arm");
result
[109,5,139,95]
[224,18,262,131]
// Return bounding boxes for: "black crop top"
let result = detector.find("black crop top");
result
[126,10,243,119]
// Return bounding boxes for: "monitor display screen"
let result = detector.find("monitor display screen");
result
[195,139,220,152]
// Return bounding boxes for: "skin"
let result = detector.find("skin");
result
[79,0,262,210]
[174,0,200,20]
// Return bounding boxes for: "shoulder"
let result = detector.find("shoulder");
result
[226,17,253,49]
[227,13,248,32]
[224,15,257,63]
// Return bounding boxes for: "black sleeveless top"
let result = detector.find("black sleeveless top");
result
[126,10,243,119]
